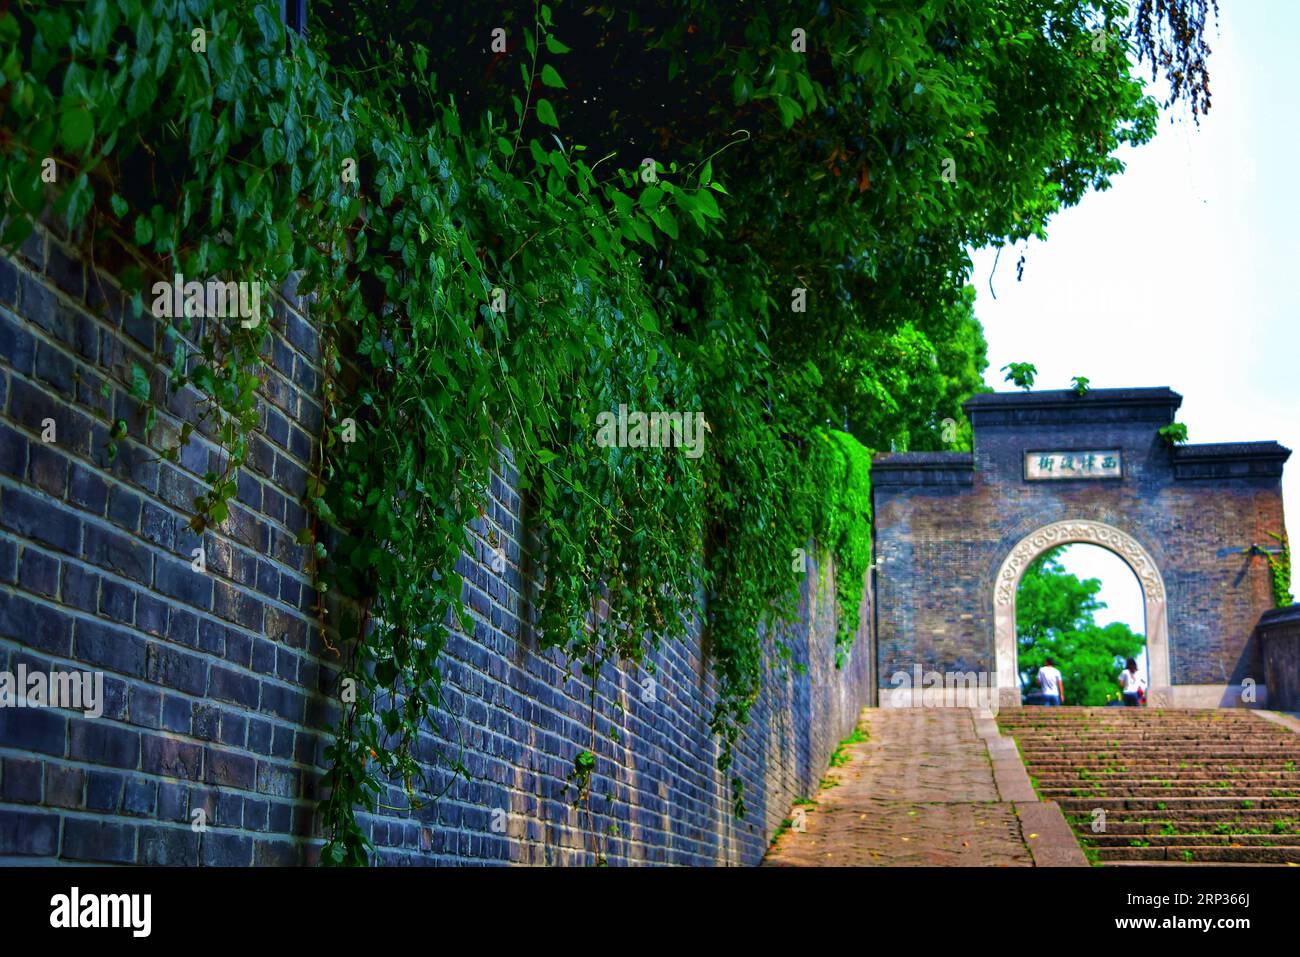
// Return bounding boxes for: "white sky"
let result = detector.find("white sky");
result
[971,1,1299,576]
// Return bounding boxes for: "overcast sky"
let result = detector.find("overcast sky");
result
[978,1,1298,642]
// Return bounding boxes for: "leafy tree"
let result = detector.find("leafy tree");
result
[1017,546,1145,705]
[310,0,1215,450]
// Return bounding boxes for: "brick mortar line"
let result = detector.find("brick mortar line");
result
[0,469,318,619]
[0,293,316,462]
[4,235,868,864]
[0,644,329,762]
[6,226,323,417]
[0,478,319,628]
[0,285,322,551]
[0,590,331,714]
[0,534,316,649]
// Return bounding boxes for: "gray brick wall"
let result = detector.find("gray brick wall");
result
[0,223,872,865]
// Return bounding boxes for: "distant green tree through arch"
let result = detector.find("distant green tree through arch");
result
[1016,546,1146,705]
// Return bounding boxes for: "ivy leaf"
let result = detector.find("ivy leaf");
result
[59,107,94,153]
[191,364,217,396]
[653,209,678,240]
[545,35,571,55]
[540,65,565,89]
[127,366,150,405]
[254,3,281,47]
[535,99,559,128]
[126,72,157,117]
[133,214,153,246]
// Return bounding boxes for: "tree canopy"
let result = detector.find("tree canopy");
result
[312,0,1196,450]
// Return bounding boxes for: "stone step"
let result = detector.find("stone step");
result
[1067,808,1300,825]
[1023,760,1300,769]
[1002,717,1270,722]
[1021,747,1296,755]
[1041,786,1300,799]
[1095,845,1300,863]
[1003,738,1289,748]
[1001,708,1300,866]
[1086,833,1300,847]
[1058,796,1300,812]
[1081,816,1300,832]
[1028,768,1300,778]
[1014,733,1299,739]
[998,717,1274,722]
[1007,730,1280,737]
[1103,861,1285,867]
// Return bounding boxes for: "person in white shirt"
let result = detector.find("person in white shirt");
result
[1037,658,1064,706]
[1118,657,1146,707]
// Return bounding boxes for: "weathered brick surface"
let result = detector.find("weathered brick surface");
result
[873,390,1289,693]
[0,226,871,865]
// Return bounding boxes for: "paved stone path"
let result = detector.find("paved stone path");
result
[763,707,1084,866]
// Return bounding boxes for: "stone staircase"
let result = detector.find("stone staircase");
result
[996,708,1300,865]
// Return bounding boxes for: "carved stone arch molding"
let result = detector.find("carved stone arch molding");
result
[993,519,1171,708]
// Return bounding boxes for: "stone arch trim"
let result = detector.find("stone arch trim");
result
[993,519,1171,708]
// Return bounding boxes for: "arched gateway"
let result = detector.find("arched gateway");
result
[870,388,1290,709]
[992,519,1171,709]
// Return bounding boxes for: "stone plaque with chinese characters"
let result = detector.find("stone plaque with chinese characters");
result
[1024,450,1121,480]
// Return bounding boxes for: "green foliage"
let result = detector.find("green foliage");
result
[1072,376,1091,396]
[1264,533,1293,608]
[819,431,873,663]
[0,0,1216,863]
[1016,546,1146,705]
[1002,362,1038,391]
[1159,422,1189,446]
[828,724,869,768]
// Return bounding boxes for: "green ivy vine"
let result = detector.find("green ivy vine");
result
[1265,532,1292,609]
[1,0,877,864]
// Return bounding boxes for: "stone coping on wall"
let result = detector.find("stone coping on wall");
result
[963,386,1182,428]
[1173,442,1291,480]
[871,451,974,487]
[1259,604,1300,628]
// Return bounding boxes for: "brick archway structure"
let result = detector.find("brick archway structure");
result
[871,387,1290,709]
[992,519,1171,709]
